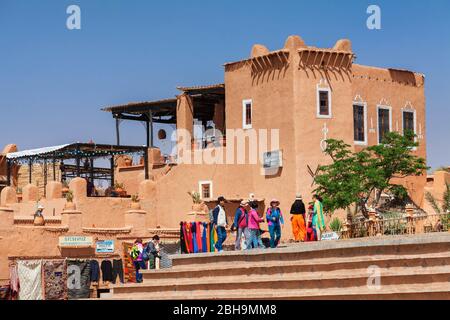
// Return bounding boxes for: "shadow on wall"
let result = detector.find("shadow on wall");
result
[388,69,418,86]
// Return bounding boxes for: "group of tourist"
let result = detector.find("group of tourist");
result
[129,235,161,283]
[211,194,326,252]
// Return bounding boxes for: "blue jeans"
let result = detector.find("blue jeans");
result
[133,260,147,283]
[269,224,281,248]
[215,226,227,252]
[246,229,261,249]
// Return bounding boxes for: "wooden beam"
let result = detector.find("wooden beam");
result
[6,159,11,186]
[116,118,121,146]
[143,149,149,180]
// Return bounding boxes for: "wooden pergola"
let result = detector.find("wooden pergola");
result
[5,143,149,191]
[102,83,225,148]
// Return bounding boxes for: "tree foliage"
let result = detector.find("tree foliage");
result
[314,131,428,217]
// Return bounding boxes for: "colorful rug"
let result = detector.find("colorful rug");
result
[43,260,67,300]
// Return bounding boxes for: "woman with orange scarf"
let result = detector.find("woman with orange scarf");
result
[290,194,307,242]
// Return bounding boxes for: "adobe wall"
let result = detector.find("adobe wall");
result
[223,45,298,238]
[352,64,427,207]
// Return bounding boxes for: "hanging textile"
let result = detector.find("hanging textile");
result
[206,223,210,252]
[186,223,194,253]
[210,222,216,252]
[17,260,43,300]
[67,260,91,300]
[192,222,198,253]
[196,222,202,253]
[180,222,187,254]
[9,263,19,299]
[0,285,11,300]
[101,260,113,283]
[43,260,67,300]
[183,222,190,254]
[202,223,208,253]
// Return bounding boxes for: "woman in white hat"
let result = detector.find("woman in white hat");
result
[34,204,45,218]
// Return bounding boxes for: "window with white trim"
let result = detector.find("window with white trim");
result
[377,106,392,144]
[317,87,331,118]
[242,99,252,129]
[402,110,416,142]
[353,103,367,145]
[199,181,213,200]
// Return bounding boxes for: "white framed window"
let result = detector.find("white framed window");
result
[198,181,213,200]
[402,109,417,150]
[316,86,332,118]
[353,102,367,145]
[242,99,252,129]
[377,105,392,144]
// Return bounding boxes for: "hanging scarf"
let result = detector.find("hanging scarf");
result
[180,222,187,254]
[210,222,215,252]
[192,222,198,253]
[196,221,202,253]
[202,223,208,253]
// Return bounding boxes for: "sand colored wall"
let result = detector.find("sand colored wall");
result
[352,64,427,207]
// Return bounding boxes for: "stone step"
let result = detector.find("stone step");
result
[141,252,450,281]
[171,235,450,269]
[112,265,450,295]
[110,281,450,300]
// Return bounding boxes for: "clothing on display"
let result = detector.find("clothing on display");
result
[100,260,113,282]
[180,222,218,254]
[112,259,124,284]
[67,260,91,300]
[17,260,43,300]
[42,260,67,300]
[89,260,100,282]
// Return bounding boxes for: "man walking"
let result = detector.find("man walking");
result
[213,196,228,252]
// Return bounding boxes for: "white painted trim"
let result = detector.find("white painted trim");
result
[353,102,368,146]
[242,99,253,129]
[198,180,213,200]
[316,85,332,119]
[401,108,417,150]
[376,105,392,144]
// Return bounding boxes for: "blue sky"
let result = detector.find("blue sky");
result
[0,0,449,169]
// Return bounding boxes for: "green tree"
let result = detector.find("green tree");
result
[314,131,428,218]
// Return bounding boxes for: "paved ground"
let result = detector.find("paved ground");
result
[172,232,450,261]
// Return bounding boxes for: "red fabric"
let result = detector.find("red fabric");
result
[196,222,202,252]
[182,222,190,253]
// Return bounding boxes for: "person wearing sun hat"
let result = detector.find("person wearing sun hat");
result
[232,199,249,250]
[266,198,284,248]
[290,194,307,242]
[34,204,45,218]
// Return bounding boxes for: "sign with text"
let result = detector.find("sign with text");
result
[59,236,93,248]
[321,232,340,241]
[96,240,115,254]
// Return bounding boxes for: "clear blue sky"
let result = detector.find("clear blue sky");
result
[0,0,449,169]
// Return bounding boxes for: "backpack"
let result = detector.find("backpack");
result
[237,208,247,228]
[130,245,140,260]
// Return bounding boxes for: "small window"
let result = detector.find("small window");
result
[317,87,331,118]
[377,106,392,144]
[242,99,252,129]
[403,110,415,141]
[353,104,366,144]
[198,181,213,200]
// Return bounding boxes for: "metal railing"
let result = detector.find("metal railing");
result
[341,212,450,239]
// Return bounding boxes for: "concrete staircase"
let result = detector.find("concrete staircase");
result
[110,233,450,300]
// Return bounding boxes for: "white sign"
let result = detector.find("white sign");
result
[96,240,115,254]
[321,232,340,241]
[263,150,282,169]
[59,236,93,248]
